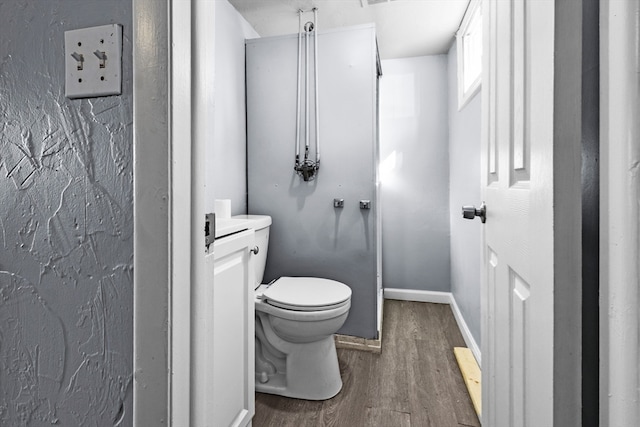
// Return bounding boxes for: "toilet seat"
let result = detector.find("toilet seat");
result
[261,277,351,312]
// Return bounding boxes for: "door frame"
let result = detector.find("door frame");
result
[133,0,204,424]
[132,0,174,424]
[599,1,640,425]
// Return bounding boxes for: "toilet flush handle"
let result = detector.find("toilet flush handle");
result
[250,246,259,255]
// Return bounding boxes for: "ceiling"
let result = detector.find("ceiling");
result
[227,0,470,60]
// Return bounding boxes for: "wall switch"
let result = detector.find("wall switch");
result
[65,24,122,99]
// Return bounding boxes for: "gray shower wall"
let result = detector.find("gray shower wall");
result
[246,25,380,339]
[0,2,133,425]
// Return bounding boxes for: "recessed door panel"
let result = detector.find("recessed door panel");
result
[511,0,530,185]
[510,269,531,427]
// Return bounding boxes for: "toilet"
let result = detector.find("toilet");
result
[233,214,352,400]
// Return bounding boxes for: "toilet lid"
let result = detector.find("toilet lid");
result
[262,277,351,311]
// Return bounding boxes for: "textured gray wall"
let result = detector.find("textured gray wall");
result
[379,56,451,292]
[447,42,481,346]
[246,26,379,339]
[0,1,133,425]
[207,0,259,215]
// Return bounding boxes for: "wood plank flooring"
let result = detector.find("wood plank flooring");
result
[253,300,481,427]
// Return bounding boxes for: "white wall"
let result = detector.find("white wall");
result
[447,42,481,345]
[380,56,451,292]
[206,0,259,215]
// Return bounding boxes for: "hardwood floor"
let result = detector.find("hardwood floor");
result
[253,300,480,427]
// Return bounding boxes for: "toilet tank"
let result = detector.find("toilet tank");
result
[232,215,271,286]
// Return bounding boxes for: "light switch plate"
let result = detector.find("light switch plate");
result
[64,24,122,99]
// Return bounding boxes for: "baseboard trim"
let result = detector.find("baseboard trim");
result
[334,334,382,353]
[383,288,481,365]
[449,295,482,365]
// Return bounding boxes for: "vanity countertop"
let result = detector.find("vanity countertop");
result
[215,217,250,239]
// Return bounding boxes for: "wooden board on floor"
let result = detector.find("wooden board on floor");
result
[454,346,481,418]
[334,334,382,353]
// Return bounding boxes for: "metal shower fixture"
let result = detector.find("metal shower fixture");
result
[294,8,320,182]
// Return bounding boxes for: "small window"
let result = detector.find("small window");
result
[456,0,482,110]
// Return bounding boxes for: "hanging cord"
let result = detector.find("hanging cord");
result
[294,9,302,170]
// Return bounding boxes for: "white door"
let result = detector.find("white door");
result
[480,1,581,425]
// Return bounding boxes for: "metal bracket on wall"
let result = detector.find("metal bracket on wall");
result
[359,200,371,209]
[205,213,215,247]
[334,198,344,208]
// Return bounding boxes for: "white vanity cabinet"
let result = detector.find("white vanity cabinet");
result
[206,228,255,426]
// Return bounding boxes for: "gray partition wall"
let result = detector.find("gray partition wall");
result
[246,25,380,339]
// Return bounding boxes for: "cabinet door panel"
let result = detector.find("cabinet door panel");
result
[208,229,255,426]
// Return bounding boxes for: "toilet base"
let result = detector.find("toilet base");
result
[255,334,343,400]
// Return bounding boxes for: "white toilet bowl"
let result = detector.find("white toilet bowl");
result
[233,214,352,401]
[254,277,351,400]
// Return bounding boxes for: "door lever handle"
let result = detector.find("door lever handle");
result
[462,202,486,223]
